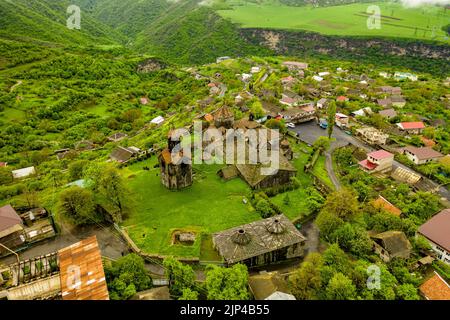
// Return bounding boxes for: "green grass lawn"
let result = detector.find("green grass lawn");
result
[122,158,260,258]
[121,139,320,258]
[217,2,450,42]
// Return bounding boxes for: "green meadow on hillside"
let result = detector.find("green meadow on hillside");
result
[218,2,450,42]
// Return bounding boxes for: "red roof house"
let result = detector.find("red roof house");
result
[336,96,349,102]
[396,122,425,133]
[359,150,394,173]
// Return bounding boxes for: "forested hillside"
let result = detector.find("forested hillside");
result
[0,0,124,45]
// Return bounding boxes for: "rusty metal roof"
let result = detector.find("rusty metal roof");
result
[58,236,109,300]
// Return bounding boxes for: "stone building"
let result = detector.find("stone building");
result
[371,231,412,262]
[213,214,306,267]
[158,132,193,190]
[212,105,234,129]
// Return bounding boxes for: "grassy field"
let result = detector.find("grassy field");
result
[120,139,320,258]
[217,2,450,42]
[122,158,259,258]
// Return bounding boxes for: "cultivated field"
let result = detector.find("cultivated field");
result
[217,2,450,42]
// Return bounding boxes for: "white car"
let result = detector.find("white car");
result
[286,123,295,128]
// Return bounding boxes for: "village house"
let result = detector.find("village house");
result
[394,72,418,82]
[418,209,450,265]
[0,205,25,255]
[359,150,394,173]
[316,98,328,109]
[377,98,392,108]
[378,108,397,119]
[216,56,231,63]
[336,96,349,103]
[150,115,165,126]
[371,231,412,262]
[355,127,389,145]
[318,71,330,77]
[391,95,406,107]
[11,166,36,180]
[281,76,296,88]
[279,91,302,107]
[335,113,349,128]
[403,146,443,165]
[212,105,235,129]
[231,152,297,190]
[107,132,128,142]
[110,146,142,163]
[280,106,315,124]
[373,195,401,217]
[312,75,323,82]
[282,61,308,71]
[396,122,425,134]
[212,214,307,267]
[0,236,109,300]
[251,66,261,74]
[377,86,402,95]
[0,162,7,167]
[350,107,372,118]
[140,97,149,105]
[419,272,450,300]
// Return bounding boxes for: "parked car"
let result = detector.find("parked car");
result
[286,122,295,128]
[319,119,328,129]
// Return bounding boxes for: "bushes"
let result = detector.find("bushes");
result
[251,192,282,218]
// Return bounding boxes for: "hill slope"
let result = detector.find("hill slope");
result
[0,0,124,45]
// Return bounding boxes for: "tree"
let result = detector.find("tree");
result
[315,210,344,241]
[325,273,356,300]
[57,186,98,225]
[327,101,336,139]
[87,164,133,222]
[105,253,152,300]
[0,167,13,185]
[163,257,196,297]
[396,283,420,300]
[68,160,89,181]
[255,199,274,218]
[313,136,331,154]
[98,166,132,221]
[179,288,199,300]
[322,188,359,220]
[205,264,250,300]
[289,253,323,300]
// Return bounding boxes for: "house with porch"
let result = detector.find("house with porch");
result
[359,150,394,173]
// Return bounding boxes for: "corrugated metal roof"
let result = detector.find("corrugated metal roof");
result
[58,236,109,300]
